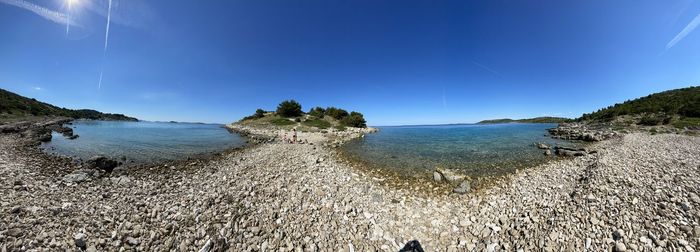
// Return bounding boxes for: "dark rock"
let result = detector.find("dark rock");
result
[74,233,87,250]
[87,156,120,172]
[612,229,623,241]
[67,134,79,140]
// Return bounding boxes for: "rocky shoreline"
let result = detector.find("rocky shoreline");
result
[1,118,699,251]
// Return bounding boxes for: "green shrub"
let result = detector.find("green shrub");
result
[638,115,664,126]
[303,118,331,129]
[308,107,325,118]
[294,118,301,122]
[271,118,295,126]
[340,111,367,128]
[326,107,349,120]
[276,100,302,117]
[680,102,700,117]
[579,86,699,121]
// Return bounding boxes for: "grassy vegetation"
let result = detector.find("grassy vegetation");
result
[302,118,331,129]
[477,117,573,124]
[271,118,295,126]
[1,88,137,121]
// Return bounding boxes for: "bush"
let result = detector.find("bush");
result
[638,115,664,126]
[341,111,367,128]
[303,118,331,129]
[294,118,301,122]
[326,107,349,120]
[271,118,295,126]
[276,100,302,117]
[680,102,700,117]
[308,107,325,118]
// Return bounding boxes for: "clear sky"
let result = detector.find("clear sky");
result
[1,0,699,125]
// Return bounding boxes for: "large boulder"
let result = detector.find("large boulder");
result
[87,156,120,172]
[554,146,587,157]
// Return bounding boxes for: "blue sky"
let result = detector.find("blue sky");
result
[1,0,699,125]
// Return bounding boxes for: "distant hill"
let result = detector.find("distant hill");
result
[477,117,574,124]
[0,88,137,121]
[579,86,699,122]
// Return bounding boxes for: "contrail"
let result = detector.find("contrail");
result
[104,0,112,52]
[0,0,71,25]
[98,69,104,90]
[66,0,71,35]
[98,0,113,90]
[666,13,700,50]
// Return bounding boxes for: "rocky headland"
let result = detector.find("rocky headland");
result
[1,116,699,251]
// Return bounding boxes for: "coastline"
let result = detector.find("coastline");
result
[1,118,699,251]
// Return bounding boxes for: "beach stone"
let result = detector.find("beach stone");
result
[614,242,626,252]
[453,181,471,194]
[125,237,139,246]
[63,171,89,183]
[436,166,467,183]
[433,172,443,182]
[6,228,22,237]
[74,233,87,250]
[536,143,550,149]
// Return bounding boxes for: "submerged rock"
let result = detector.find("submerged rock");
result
[535,143,550,149]
[435,166,467,184]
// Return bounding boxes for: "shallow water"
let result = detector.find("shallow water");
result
[342,123,577,177]
[42,120,245,163]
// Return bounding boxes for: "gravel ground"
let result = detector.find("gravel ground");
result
[1,124,699,251]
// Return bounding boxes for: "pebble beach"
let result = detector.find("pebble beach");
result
[1,119,699,251]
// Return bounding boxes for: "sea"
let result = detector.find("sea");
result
[42,120,246,163]
[341,123,577,177]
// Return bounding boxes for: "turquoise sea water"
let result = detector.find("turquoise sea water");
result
[342,123,576,177]
[42,120,245,163]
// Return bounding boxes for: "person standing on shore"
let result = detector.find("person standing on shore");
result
[292,128,297,144]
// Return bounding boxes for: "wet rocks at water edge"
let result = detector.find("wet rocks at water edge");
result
[535,142,550,149]
[87,155,121,172]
